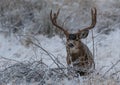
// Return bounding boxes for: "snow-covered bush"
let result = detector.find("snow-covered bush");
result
[0,0,120,37]
[0,0,57,37]
[0,60,119,85]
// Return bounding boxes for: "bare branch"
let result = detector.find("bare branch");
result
[102,60,120,78]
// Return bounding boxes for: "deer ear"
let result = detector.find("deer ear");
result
[79,30,89,39]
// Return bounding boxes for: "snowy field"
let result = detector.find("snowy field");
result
[0,28,120,85]
[0,0,120,85]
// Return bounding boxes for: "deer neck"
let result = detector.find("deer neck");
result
[67,40,86,56]
[69,41,88,62]
[78,41,88,55]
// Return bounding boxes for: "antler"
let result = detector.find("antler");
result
[80,8,97,32]
[50,9,68,36]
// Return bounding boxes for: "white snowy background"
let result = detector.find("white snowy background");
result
[0,0,120,85]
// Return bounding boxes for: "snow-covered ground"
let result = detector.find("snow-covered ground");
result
[0,28,120,85]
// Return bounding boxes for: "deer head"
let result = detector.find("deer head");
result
[50,8,97,76]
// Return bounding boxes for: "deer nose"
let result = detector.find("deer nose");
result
[68,43,74,48]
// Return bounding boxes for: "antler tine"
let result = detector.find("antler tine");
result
[80,8,97,32]
[50,9,68,36]
[56,8,60,17]
[52,9,60,23]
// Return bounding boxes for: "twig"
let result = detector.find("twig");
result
[91,30,95,58]
[102,60,120,78]
[111,70,120,76]
[91,30,95,70]
[16,34,68,76]
[32,42,60,67]
[17,34,66,67]
[0,56,22,63]
[30,38,68,76]
[1,62,25,72]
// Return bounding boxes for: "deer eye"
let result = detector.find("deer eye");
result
[80,30,89,39]
[82,33,85,36]
[69,34,76,40]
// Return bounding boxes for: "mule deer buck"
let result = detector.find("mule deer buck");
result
[50,8,97,76]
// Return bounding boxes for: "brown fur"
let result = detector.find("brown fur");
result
[66,40,94,76]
